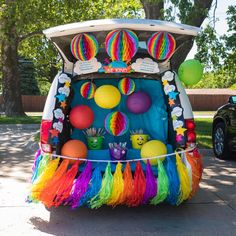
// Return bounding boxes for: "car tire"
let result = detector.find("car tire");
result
[213,122,230,160]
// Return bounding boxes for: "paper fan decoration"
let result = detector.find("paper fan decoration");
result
[105,29,139,61]
[104,111,129,136]
[80,82,96,99]
[147,32,176,60]
[118,78,135,95]
[70,33,99,61]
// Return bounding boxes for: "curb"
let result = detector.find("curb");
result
[0,124,40,130]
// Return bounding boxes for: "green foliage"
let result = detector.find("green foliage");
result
[13,0,142,92]
[230,84,236,90]
[1,0,142,92]
[189,70,235,89]
[194,5,236,89]
[18,58,40,95]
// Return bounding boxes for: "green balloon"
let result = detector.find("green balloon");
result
[178,59,203,85]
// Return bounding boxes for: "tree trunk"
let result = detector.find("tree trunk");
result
[2,39,25,116]
[141,0,164,19]
[1,0,25,116]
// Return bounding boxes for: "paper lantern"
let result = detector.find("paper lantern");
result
[80,82,96,99]
[69,105,94,129]
[105,29,139,61]
[105,111,129,136]
[70,33,99,61]
[147,32,176,60]
[126,91,151,114]
[94,85,121,109]
[118,78,135,95]
[61,139,87,164]
[141,140,167,166]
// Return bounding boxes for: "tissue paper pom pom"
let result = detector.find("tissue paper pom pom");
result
[147,32,176,60]
[118,78,135,95]
[104,111,129,136]
[70,33,99,61]
[105,29,139,61]
[80,82,96,99]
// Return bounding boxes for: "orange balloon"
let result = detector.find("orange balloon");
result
[61,140,87,164]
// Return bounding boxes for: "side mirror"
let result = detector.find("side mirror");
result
[229,95,236,104]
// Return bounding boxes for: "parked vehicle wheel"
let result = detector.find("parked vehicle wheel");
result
[213,122,229,160]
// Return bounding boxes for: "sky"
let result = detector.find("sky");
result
[187,0,235,58]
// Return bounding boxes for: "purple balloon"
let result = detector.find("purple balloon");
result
[126,91,151,114]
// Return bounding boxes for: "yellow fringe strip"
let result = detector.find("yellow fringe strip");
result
[175,152,191,205]
[107,162,124,207]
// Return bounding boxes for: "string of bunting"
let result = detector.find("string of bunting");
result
[41,145,196,163]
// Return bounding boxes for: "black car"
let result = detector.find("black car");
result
[212,95,236,159]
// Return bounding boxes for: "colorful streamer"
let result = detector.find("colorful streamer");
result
[28,148,202,208]
[65,161,92,209]
[150,159,169,205]
[30,157,60,201]
[79,164,102,207]
[165,155,180,205]
[142,160,157,204]
[107,162,124,207]
[128,161,146,207]
[120,162,134,205]
[175,152,191,205]
[90,162,113,209]
[53,161,80,207]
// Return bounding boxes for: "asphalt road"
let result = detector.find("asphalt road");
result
[0,125,235,236]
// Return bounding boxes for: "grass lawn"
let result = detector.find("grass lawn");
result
[195,118,213,149]
[0,115,42,124]
[0,115,213,149]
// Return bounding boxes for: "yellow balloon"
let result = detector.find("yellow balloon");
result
[94,85,121,109]
[141,140,167,166]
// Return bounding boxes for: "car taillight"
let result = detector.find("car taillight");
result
[40,120,52,153]
[41,143,52,153]
[185,119,196,146]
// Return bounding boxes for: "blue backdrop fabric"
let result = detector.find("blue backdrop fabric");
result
[71,78,171,173]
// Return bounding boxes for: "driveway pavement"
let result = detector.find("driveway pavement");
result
[0,125,235,236]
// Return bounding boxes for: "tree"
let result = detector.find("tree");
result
[140,0,214,70]
[193,5,236,88]
[1,0,214,116]
[0,0,142,116]
[18,57,40,95]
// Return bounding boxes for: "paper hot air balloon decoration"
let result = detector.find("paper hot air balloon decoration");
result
[104,111,129,136]
[80,82,96,99]
[70,33,99,61]
[118,78,135,95]
[105,29,139,62]
[147,32,176,61]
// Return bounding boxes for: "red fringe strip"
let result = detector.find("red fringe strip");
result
[127,161,146,207]
[53,161,80,207]
[39,160,69,208]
